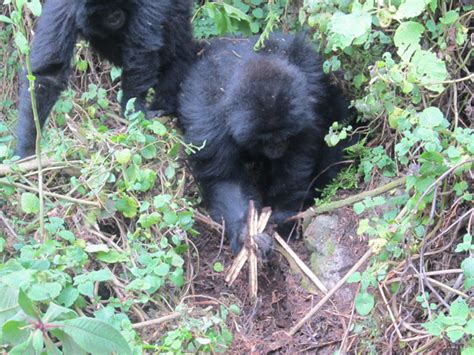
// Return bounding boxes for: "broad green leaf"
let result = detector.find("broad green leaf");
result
[53,329,87,355]
[115,196,138,218]
[43,302,77,322]
[14,31,29,54]
[449,299,469,325]
[394,21,424,61]
[410,50,448,92]
[396,0,430,20]
[18,289,40,318]
[21,192,39,214]
[0,15,13,24]
[329,10,372,49]
[58,317,131,355]
[115,149,132,164]
[423,317,444,336]
[419,107,445,128]
[0,285,20,324]
[2,320,30,345]
[27,282,62,301]
[355,292,375,316]
[26,0,42,16]
[446,325,465,342]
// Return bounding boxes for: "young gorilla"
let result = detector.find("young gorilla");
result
[15,0,194,158]
[179,34,351,256]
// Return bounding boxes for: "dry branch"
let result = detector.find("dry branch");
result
[289,249,373,336]
[290,176,407,221]
[225,203,272,300]
[274,232,328,293]
[0,157,59,177]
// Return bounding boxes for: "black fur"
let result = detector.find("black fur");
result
[179,34,351,254]
[15,0,195,158]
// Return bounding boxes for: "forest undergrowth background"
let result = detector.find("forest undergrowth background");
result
[0,0,473,353]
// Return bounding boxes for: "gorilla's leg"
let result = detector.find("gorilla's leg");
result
[14,0,78,158]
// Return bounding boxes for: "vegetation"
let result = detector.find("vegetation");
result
[0,0,473,353]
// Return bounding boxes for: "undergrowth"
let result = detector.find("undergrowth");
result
[0,0,473,353]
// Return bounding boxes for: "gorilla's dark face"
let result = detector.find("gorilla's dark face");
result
[227,58,314,159]
[104,9,126,30]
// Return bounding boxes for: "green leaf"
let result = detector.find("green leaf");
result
[423,317,444,336]
[0,15,13,24]
[213,262,224,273]
[396,0,430,20]
[461,257,474,290]
[229,304,241,315]
[155,263,170,277]
[0,285,20,324]
[355,292,375,316]
[115,149,132,165]
[14,31,29,54]
[21,192,39,214]
[329,10,372,49]
[58,317,132,355]
[465,319,474,335]
[115,196,138,218]
[449,299,469,325]
[347,272,361,283]
[410,50,448,92]
[53,330,87,355]
[419,107,445,128]
[27,282,62,301]
[394,21,424,61]
[2,320,30,346]
[18,289,40,318]
[446,325,465,342]
[96,251,129,263]
[44,302,77,322]
[440,10,459,25]
[26,0,42,16]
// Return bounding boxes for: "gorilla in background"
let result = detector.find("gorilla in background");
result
[179,34,352,256]
[15,0,195,158]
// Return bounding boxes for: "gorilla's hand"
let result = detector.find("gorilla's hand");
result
[234,225,273,260]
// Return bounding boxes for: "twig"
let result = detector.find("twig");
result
[248,202,258,299]
[0,179,101,207]
[131,312,180,329]
[0,157,59,177]
[225,204,272,290]
[290,176,407,221]
[289,249,373,336]
[274,232,328,293]
[426,277,469,299]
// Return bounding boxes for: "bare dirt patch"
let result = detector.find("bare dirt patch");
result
[192,205,367,353]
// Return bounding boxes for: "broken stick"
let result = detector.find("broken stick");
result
[274,232,328,294]
[225,202,272,300]
[289,249,373,335]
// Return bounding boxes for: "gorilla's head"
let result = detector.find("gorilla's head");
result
[226,57,316,159]
[80,1,128,36]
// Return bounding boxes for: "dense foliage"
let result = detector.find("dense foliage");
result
[0,0,472,353]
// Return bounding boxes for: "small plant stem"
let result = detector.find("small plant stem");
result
[0,180,101,207]
[16,6,46,240]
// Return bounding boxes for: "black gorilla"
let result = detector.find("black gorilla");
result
[15,0,194,158]
[179,34,351,255]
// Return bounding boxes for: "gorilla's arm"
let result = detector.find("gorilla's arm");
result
[120,2,164,114]
[267,139,321,224]
[204,176,261,253]
[15,0,78,157]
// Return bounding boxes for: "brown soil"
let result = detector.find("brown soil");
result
[192,206,367,354]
